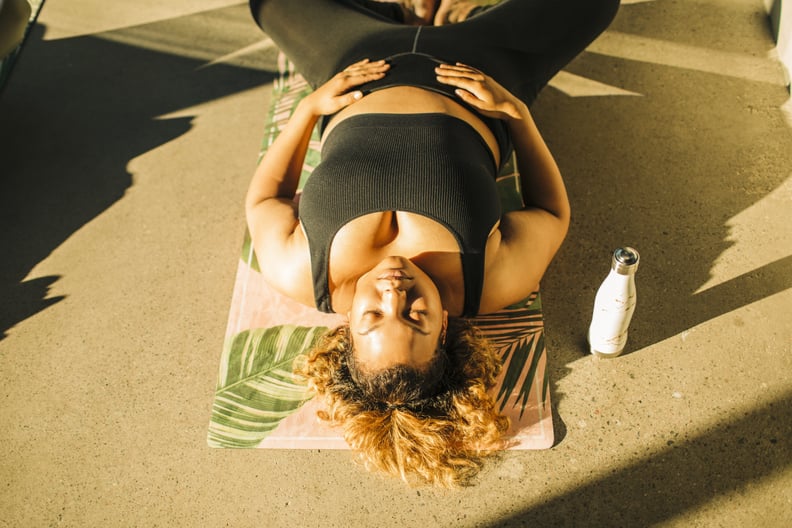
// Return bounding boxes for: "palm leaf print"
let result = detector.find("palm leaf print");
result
[472,293,547,418]
[208,325,327,448]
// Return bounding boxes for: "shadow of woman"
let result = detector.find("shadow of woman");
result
[0,14,274,340]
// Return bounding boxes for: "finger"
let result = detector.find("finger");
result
[434,65,484,81]
[437,61,479,71]
[359,61,390,74]
[340,65,389,81]
[337,64,389,89]
[336,71,387,93]
[455,62,483,73]
[437,75,490,104]
[345,67,388,81]
[453,88,481,106]
[435,63,472,74]
[435,73,484,93]
[340,90,364,107]
[344,59,387,72]
[345,58,371,70]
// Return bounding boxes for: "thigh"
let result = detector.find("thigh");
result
[250,0,405,87]
[419,0,621,104]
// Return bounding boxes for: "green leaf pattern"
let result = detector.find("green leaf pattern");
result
[208,325,327,448]
[472,294,548,418]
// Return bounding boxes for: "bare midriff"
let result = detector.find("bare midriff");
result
[322,86,501,167]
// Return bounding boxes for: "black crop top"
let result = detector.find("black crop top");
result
[299,113,502,316]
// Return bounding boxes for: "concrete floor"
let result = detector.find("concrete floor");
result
[1,0,791,526]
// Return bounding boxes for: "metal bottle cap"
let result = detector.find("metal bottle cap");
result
[612,247,640,275]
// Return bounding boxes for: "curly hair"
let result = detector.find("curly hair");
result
[299,318,510,487]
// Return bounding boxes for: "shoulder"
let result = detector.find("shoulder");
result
[247,201,316,307]
[478,209,567,313]
[262,231,317,308]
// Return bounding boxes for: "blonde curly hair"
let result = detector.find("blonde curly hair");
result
[300,318,510,487]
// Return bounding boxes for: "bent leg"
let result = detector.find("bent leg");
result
[419,0,621,105]
[250,0,407,87]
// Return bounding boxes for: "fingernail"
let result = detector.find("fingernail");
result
[353,91,362,100]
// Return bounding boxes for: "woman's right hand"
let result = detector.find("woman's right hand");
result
[435,62,525,121]
[300,59,390,116]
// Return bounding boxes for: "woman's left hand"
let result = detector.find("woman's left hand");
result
[300,59,390,117]
[435,63,525,121]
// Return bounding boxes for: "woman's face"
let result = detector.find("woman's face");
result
[348,256,448,371]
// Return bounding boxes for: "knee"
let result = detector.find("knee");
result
[600,0,621,27]
[0,0,31,59]
[249,0,286,30]
[583,0,621,37]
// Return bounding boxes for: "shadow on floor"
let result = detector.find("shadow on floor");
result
[0,6,274,339]
[535,1,792,414]
[488,388,792,526]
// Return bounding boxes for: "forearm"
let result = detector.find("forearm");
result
[245,101,319,209]
[508,103,570,222]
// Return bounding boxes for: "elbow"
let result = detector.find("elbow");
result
[245,184,274,217]
[245,175,262,213]
[542,197,570,231]
[559,208,571,241]
[245,191,261,217]
[558,199,571,232]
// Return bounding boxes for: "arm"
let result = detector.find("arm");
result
[436,63,570,308]
[245,102,319,209]
[245,59,389,299]
[246,58,390,208]
[506,101,570,224]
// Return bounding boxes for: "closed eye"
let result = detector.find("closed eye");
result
[408,310,428,321]
[355,309,430,336]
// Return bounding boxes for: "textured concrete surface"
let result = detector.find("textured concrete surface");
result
[1,0,791,526]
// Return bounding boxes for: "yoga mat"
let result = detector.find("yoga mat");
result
[208,52,554,450]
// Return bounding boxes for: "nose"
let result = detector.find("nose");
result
[376,277,409,292]
[378,280,407,315]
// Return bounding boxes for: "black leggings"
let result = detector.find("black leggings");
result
[250,0,620,106]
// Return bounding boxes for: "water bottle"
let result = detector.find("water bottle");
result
[588,247,640,358]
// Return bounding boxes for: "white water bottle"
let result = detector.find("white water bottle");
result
[588,247,639,357]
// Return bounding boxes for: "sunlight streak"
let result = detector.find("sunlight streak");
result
[40,0,244,40]
[589,31,788,86]
[201,38,277,69]
[695,175,792,294]
[549,71,643,97]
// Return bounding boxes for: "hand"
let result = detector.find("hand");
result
[300,59,390,116]
[435,63,525,121]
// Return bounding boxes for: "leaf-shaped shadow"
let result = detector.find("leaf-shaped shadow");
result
[472,293,547,419]
[208,325,327,448]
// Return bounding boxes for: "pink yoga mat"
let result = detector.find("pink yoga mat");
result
[207,53,554,450]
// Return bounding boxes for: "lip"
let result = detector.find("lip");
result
[377,269,413,280]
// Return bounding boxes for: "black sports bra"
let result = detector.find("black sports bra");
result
[298,113,502,316]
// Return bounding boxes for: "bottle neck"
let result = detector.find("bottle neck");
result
[607,268,635,282]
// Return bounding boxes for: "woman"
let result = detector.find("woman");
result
[246,0,619,485]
